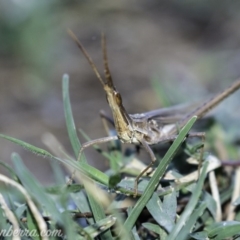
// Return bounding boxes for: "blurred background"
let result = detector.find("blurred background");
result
[1,0,240,184]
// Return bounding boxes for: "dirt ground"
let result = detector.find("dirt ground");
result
[1,1,240,184]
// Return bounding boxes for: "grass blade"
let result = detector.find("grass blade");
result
[0,134,53,158]
[62,75,112,239]
[84,216,116,238]
[177,202,207,240]
[11,153,62,223]
[167,161,209,240]
[0,133,109,185]
[62,74,82,160]
[206,221,240,239]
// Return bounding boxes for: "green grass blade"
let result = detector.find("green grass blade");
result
[0,161,19,182]
[0,132,109,185]
[12,153,85,239]
[61,162,111,238]
[177,202,207,240]
[61,211,88,240]
[62,75,112,239]
[0,134,53,158]
[167,161,209,240]
[202,191,217,219]
[27,209,41,240]
[11,153,62,223]
[62,74,83,160]
[123,116,197,232]
[87,194,113,240]
[50,160,65,185]
[131,226,141,240]
[54,157,109,185]
[45,184,84,194]
[0,106,109,234]
[206,221,240,239]
[84,216,116,238]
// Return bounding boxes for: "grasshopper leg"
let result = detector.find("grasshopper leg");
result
[134,139,156,197]
[77,136,118,161]
[67,136,119,185]
[133,132,206,197]
[187,132,206,177]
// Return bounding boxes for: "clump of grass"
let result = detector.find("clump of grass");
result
[0,74,239,239]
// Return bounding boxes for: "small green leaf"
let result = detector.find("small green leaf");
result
[190,231,208,240]
[206,221,240,239]
[147,193,174,232]
[142,222,167,239]
[163,190,177,223]
[84,216,116,238]
[15,203,27,219]
[44,184,84,194]
[202,191,217,218]
[109,173,121,188]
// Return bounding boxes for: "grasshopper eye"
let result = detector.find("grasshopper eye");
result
[115,92,122,104]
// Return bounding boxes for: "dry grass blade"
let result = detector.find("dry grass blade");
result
[0,193,20,240]
[0,174,48,240]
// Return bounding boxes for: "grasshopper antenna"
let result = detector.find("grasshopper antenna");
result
[67,29,106,87]
[101,33,114,88]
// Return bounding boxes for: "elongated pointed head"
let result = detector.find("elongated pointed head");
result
[68,30,133,139]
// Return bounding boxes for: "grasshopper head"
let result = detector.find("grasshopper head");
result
[68,30,132,135]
